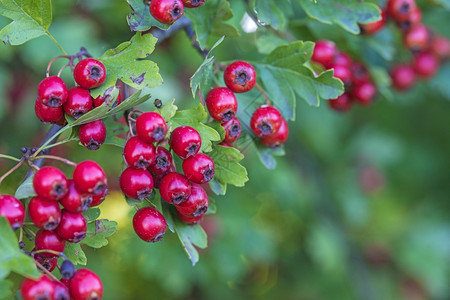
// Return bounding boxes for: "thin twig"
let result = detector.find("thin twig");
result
[255,82,270,105]
[0,159,24,186]
[31,155,77,167]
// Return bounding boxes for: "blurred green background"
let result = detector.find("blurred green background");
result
[0,1,449,300]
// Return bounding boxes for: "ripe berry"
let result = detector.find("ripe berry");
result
[403,24,430,52]
[390,64,416,91]
[352,81,377,106]
[260,117,289,147]
[412,51,439,79]
[174,183,209,217]
[430,36,450,60]
[20,275,55,300]
[360,8,386,35]
[221,117,241,144]
[350,62,370,86]
[56,210,87,243]
[53,280,70,300]
[159,172,191,204]
[206,87,238,122]
[149,0,184,24]
[90,188,107,207]
[0,195,25,230]
[63,87,93,119]
[328,93,352,112]
[169,126,202,159]
[182,153,215,184]
[396,7,422,31]
[28,196,61,230]
[334,52,352,68]
[35,98,65,124]
[78,119,107,151]
[73,58,106,89]
[224,61,256,93]
[73,160,107,195]
[93,95,105,108]
[135,112,167,143]
[149,147,173,175]
[311,40,337,68]
[176,210,203,225]
[250,105,283,137]
[386,0,417,22]
[133,206,167,242]
[182,0,204,8]
[328,63,352,86]
[37,76,68,108]
[33,253,58,272]
[120,167,154,200]
[60,180,92,213]
[35,229,66,257]
[69,269,103,300]
[33,166,69,201]
[123,136,156,169]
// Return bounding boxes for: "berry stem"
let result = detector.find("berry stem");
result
[19,228,23,243]
[30,155,77,167]
[57,62,71,77]
[30,126,68,160]
[198,89,206,107]
[46,31,68,56]
[254,82,270,105]
[45,55,71,77]
[0,154,21,162]
[32,249,64,257]
[34,259,61,282]
[40,138,78,152]
[0,159,25,187]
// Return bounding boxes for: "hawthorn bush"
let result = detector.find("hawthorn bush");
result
[0,0,449,299]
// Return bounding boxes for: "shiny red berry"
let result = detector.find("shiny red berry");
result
[386,0,417,22]
[221,117,241,144]
[53,280,70,300]
[123,136,156,169]
[93,95,105,108]
[328,63,352,86]
[37,76,68,108]
[174,183,209,217]
[73,58,106,89]
[28,196,61,230]
[73,161,107,195]
[135,112,167,144]
[328,93,352,112]
[206,87,238,122]
[169,126,202,159]
[182,153,215,184]
[63,87,93,119]
[412,51,439,79]
[359,8,386,35]
[311,40,337,68]
[20,275,55,300]
[120,167,154,200]
[60,180,92,213]
[35,229,66,257]
[35,98,65,124]
[133,206,167,242]
[149,0,184,24]
[176,210,204,225]
[69,269,103,300]
[224,61,256,93]
[390,64,416,91]
[0,195,25,230]
[159,172,191,204]
[403,24,430,52]
[396,7,422,31]
[90,188,108,207]
[334,52,352,68]
[56,210,87,243]
[33,166,69,201]
[260,117,289,147]
[33,253,58,272]
[182,0,204,8]
[352,81,377,105]
[78,119,107,151]
[350,62,370,86]
[148,147,173,175]
[250,105,283,137]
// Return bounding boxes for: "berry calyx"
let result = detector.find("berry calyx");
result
[119,167,154,200]
[350,62,370,86]
[159,172,191,204]
[37,76,68,108]
[20,275,55,300]
[0,195,25,230]
[412,51,439,79]
[386,0,417,22]
[182,153,215,184]
[56,210,87,243]
[149,0,184,24]
[403,24,430,52]
[133,206,167,242]
[169,126,202,159]
[182,0,205,8]
[352,81,377,106]
[135,112,167,144]
[33,253,58,272]
[60,180,93,213]
[73,58,106,89]
[148,147,173,175]
[250,105,283,137]
[35,98,65,124]
[205,87,238,122]
[221,117,241,144]
[224,61,257,93]
[73,161,107,195]
[311,40,337,68]
[396,7,422,31]
[33,166,69,201]
[35,229,66,257]
[174,183,209,217]
[90,188,108,207]
[260,117,289,147]
[28,196,61,230]
[69,269,103,300]
[78,120,107,151]
[390,64,416,91]
[328,93,352,112]
[123,136,156,169]
[63,87,93,119]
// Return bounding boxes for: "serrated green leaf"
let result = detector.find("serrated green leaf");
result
[83,208,101,222]
[173,215,207,266]
[63,242,87,265]
[253,0,287,30]
[256,34,289,55]
[82,219,117,248]
[102,117,128,148]
[255,142,285,170]
[127,0,170,31]
[0,279,13,299]
[0,0,52,45]
[209,145,248,187]
[156,99,178,122]
[209,178,227,195]
[14,176,35,199]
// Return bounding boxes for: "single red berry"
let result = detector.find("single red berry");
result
[148,147,173,175]
[390,64,416,91]
[159,172,191,204]
[78,119,107,151]
[169,126,202,159]
[350,62,370,86]
[221,117,241,144]
[0,195,25,230]
[250,105,283,137]
[182,153,215,184]
[360,8,386,35]
[149,0,184,24]
[311,40,337,68]
[120,167,154,200]
[60,180,92,213]
[73,58,106,89]
[33,253,58,272]
[176,210,204,225]
[93,95,105,108]
[53,280,70,300]
[56,210,87,243]
[352,81,377,106]
[334,52,352,68]
[69,269,103,300]
[182,0,204,8]
[28,196,61,230]
[260,117,289,147]
[430,36,450,60]
[206,87,238,122]
[328,93,352,112]
[63,87,93,119]
[21,275,55,300]
[33,166,69,201]
[396,7,422,31]
[224,61,256,93]
[386,0,417,22]
[90,188,107,207]
[123,136,156,169]
[37,76,68,108]
[412,51,439,79]
[403,24,430,52]
[174,183,209,217]
[35,229,66,257]
[73,161,107,195]
[133,206,167,242]
[135,112,167,143]
[328,63,352,86]
[35,97,65,124]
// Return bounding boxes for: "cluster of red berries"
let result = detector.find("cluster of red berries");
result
[149,0,205,24]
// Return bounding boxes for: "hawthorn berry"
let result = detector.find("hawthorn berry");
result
[174,183,209,217]
[60,180,93,213]
[260,117,289,147]
[73,58,106,89]
[135,112,167,144]
[133,206,167,242]
[334,52,352,68]
[123,136,156,169]
[176,210,204,225]
[33,166,69,201]
[311,40,337,68]
[221,117,241,144]
[148,147,173,175]
[250,105,283,137]
[386,0,417,22]
[350,62,370,86]
[430,36,450,60]
[63,87,93,119]
[182,0,204,8]
[360,8,386,35]
[169,126,202,159]
[90,188,108,207]
[56,210,87,243]
[69,269,103,300]
[149,0,184,24]
[73,160,107,195]
[78,119,107,151]
[352,81,377,106]
[159,172,191,204]
[0,195,25,230]
[328,93,352,112]
[35,97,65,124]
[33,253,58,272]
[396,7,422,31]
[120,167,154,200]
[20,275,55,300]
[390,64,416,91]
[328,63,352,86]
[28,196,61,230]
[224,61,256,93]
[35,229,66,257]
[412,51,439,79]
[37,76,68,108]
[403,24,430,52]
[182,153,215,184]
[206,87,238,122]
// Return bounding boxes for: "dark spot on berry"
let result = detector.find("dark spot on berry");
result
[37,296,49,300]
[222,110,235,122]
[259,122,273,136]
[194,205,207,217]
[81,196,92,211]
[19,241,25,249]
[72,232,86,243]
[136,188,152,200]
[236,71,249,86]
[230,124,240,137]
[136,158,150,169]
[203,167,215,182]
[44,221,58,231]
[187,143,199,157]
[152,126,165,141]
[93,182,107,195]
[152,232,165,242]
[172,5,181,18]
[42,261,51,270]
[11,222,21,231]
[173,193,188,205]
[53,183,67,198]
[400,3,410,14]
[48,96,61,107]
[155,156,169,170]
[90,66,102,80]
[72,110,85,119]
[87,139,101,151]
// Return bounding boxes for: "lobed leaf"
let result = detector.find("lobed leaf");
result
[127,0,170,31]
[82,219,117,248]
[63,242,87,265]
[14,176,35,199]
[208,145,248,187]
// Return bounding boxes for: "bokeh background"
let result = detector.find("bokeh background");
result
[0,1,449,299]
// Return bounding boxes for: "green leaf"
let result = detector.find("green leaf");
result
[209,145,248,187]
[255,142,285,170]
[83,208,101,222]
[0,0,52,45]
[127,0,170,31]
[209,178,227,195]
[102,117,128,148]
[434,0,450,10]
[298,0,381,34]
[156,99,178,122]
[82,219,117,248]
[173,215,207,266]
[430,63,450,101]
[0,279,13,299]
[256,33,289,55]
[14,176,35,199]
[63,242,87,265]
[253,0,287,30]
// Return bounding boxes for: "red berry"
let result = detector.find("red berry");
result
[149,0,184,24]
[174,183,209,217]
[135,112,167,143]
[73,161,107,195]
[93,95,105,108]
[28,196,61,230]
[390,64,416,91]
[90,188,108,207]
[159,172,191,204]
[182,153,215,184]
[350,62,370,86]
[169,126,202,159]
[123,136,156,169]
[221,117,241,144]
[328,63,352,86]
[33,166,69,201]
[176,210,204,225]
[224,61,256,93]
[260,117,289,147]
[430,36,450,60]
[396,7,422,31]
[412,51,439,79]
[56,210,87,243]
[328,93,352,112]
[78,119,107,151]
[386,0,417,22]
[352,81,377,105]
[35,98,65,124]
[69,269,103,300]
[311,40,337,68]
[37,76,68,108]
[334,52,352,68]
[33,253,58,272]
[60,180,92,213]
[182,0,204,8]
[120,167,154,200]
[250,105,283,137]
[206,87,238,122]
[148,147,173,175]
[35,229,66,257]
[133,206,167,242]
[360,8,386,35]
[403,24,430,52]
[63,87,93,119]
[53,280,70,300]
[73,58,106,89]
[0,195,25,230]
[20,275,55,300]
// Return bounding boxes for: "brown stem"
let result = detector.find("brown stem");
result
[0,159,24,186]
[32,249,63,257]
[46,55,71,77]
[255,82,270,105]
[30,155,77,167]
[198,89,206,107]
[34,260,60,282]
[57,63,71,77]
